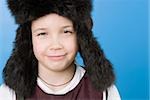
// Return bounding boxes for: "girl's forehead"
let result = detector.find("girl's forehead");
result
[31,13,75,33]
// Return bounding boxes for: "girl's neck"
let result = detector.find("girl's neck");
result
[38,63,76,91]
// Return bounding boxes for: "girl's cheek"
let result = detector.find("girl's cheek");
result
[63,38,78,51]
[32,39,45,54]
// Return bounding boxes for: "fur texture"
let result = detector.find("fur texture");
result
[4,0,115,97]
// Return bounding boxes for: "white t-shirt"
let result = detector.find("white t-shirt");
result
[0,65,121,100]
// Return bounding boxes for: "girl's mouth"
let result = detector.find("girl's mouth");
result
[47,54,66,61]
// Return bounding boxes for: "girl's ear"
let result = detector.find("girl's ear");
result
[78,23,115,91]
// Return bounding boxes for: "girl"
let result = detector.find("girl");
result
[0,0,121,100]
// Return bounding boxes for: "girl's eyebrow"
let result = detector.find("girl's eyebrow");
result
[32,28,46,33]
[62,25,73,28]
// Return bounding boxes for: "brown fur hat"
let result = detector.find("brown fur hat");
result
[7,0,92,25]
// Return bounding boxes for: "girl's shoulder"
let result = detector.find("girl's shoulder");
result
[0,84,16,100]
[106,84,121,100]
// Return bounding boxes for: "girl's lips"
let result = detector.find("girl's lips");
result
[47,54,66,61]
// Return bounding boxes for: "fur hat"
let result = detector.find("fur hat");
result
[7,0,92,25]
[3,0,115,98]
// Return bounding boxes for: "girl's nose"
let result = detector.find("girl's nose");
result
[48,37,63,51]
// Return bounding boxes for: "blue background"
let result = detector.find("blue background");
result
[0,0,149,99]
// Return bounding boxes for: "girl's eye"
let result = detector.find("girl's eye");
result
[37,32,47,36]
[64,30,73,34]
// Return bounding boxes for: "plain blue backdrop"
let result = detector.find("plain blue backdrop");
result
[0,0,149,99]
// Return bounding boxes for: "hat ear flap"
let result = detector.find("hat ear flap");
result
[78,20,115,91]
[3,23,38,97]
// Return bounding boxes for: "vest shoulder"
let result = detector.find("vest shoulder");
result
[0,83,16,100]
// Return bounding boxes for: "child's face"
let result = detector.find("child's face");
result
[31,13,78,72]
